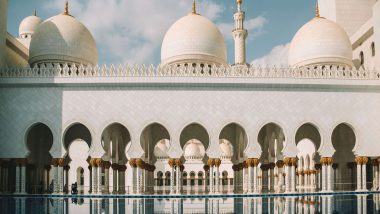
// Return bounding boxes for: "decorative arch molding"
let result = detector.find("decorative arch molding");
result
[218,122,249,162]
[329,121,359,154]
[62,119,96,156]
[294,121,323,152]
[23,119,58,157]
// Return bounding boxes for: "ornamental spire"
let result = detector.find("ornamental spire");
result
[192,0,197,15]
[237,0,242,12]
[315,0,320,18]
[63,0,69,15]
[33,9,37,16]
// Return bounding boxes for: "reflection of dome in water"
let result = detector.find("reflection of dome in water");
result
[154,140,169,159]
[184,140,205,160]
[220,139,233,159]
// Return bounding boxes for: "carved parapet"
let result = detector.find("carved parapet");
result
[1,64,378,80]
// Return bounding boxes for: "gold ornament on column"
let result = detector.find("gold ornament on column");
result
[326,157,334,165]
[283,157,291,166]
[252,158,260,167]
[129,159,137,168]
[136,159,143,168]
[90,158,97,167]
[215,159,221,167]
[168,158,175,167]
[355,156,363,165]
[207,158,215,167]
[52,158,59,167]
[58,158,65,167]
[362,157,369,165]
[291,157,297,166]
[175,159,182,167]
[96,158,103,167]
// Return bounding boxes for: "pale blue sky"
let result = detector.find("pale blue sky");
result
[7,0,316,65]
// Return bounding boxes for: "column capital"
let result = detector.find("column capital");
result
[291,157,297,166]
[63,165,70,171]
[52,158,59,167]
[136,159,144,169]
[16,158,28,166]
[103,161,111,169]
[111,163,118,170]
[276,160,284,168]
[129,159,137,168]
[95,158,103,167]
[207,158,215,167]
[118,165,127,172]
[58,158,65,167]
[214,158,221,167]
[168,158,176,167]
[45,165,51,171]
[283,157,292,166]
[90,158,97,167]
[175,159,182,167]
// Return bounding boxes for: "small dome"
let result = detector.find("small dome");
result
[29,14,98,66]
[19,14,43,37]
[220,140,233,159]
[161,13,227,66]
[184,140,205,160]
[288,17,353,68]
[154,140,169,159]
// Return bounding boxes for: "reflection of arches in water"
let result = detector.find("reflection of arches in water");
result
[165,171,171,186]
[332,123,356,190]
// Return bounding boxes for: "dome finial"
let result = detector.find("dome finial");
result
[192,0,197,15]
[315,0,320,18]
[63,0,69,15]
[237,0,242,12]
[33,9,37,16]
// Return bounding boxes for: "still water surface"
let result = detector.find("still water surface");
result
[0,194,378,213]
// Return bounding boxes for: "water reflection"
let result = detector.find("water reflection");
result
[0,194,379,214]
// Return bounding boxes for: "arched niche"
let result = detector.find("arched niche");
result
[257,123,285,163]
[101,123,130,164]
[219,123,247,163]
[140,123,170,163]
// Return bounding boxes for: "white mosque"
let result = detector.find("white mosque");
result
[0,0,379,198]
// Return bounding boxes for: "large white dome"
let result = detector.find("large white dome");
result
[161,13,227,66]
[288,17,353,68]
[29,14,98,66]
[154,140,169,159]
[19,14,43,38]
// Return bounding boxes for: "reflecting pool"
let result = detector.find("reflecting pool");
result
[0,194,378,214]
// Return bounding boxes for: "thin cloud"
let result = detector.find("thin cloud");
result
[251,43,290,66]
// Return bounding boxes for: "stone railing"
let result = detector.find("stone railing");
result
[0,63,379,80]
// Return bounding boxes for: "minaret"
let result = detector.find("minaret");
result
[232,0,248,65]
[0,0,8,67]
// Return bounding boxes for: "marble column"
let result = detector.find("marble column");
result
[247,160,253,193]
[284,158,291,193]
[168,159,175,194]
[0,159,2,193]
[276,160,284,193]
[15,159,20,193]
[215,159,221,194]
[58,158,65,194]
[118,164,127,194]
[378,157,380,191]
[63,165,70,194]
[111,163,118,194]
[242,164,247,193]
[362,157,368,191]
[136,159,144,194]
[175,159,182,194]
[356,157,362,191]
[52,159,59,193]
[208,159,214,194]
[90,159,98,194]
[372,159,378,191]
[97,159,103,195]
[321,158,327,191]
[326,157,334,192]
[252,158,260,193]
[291,158,297,192]
[104,161,111,194]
